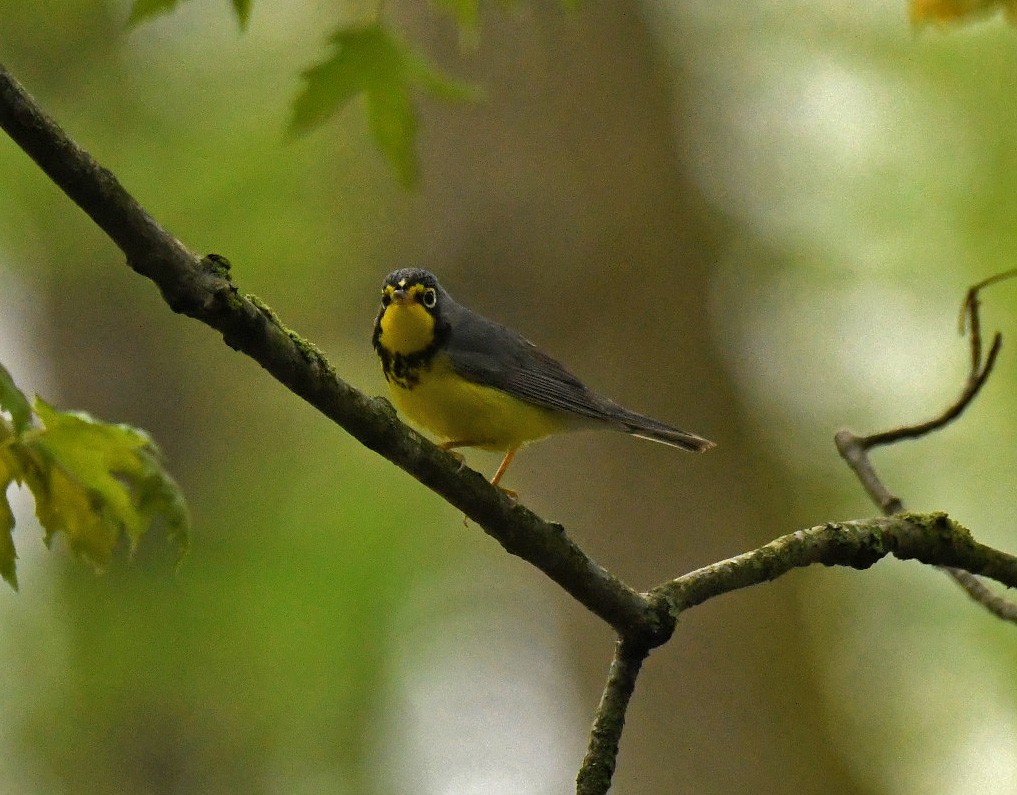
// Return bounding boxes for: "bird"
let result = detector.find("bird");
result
[372,268,714,491]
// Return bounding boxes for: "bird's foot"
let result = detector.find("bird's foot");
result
[496,485,518,501]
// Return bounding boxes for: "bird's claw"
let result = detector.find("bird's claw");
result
[497,485,518,501]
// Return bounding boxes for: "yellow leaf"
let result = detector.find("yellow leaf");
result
[25,463,119,566]
[910,0,1017,25]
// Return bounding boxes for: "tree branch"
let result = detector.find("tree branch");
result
[576,638,650,795]
[652,513,1017,612]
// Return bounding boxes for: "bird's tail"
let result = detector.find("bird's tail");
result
[614,407,715,452]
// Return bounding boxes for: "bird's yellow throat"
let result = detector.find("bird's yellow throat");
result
[378,290,435,355]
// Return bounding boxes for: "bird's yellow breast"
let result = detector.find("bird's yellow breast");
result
[387,353,567,451]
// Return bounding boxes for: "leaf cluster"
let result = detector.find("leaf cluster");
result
[125,1,503,186]
[0,365,189,589]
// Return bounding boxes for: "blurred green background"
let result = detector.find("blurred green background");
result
[2,1,1017,793]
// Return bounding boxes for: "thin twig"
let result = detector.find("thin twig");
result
[576,638,651,795]
[833,428,904,515]
[941,567,1017,623]
[856,331,1001,450]
[835,271,1017,621]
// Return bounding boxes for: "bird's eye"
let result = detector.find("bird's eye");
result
[381,292,392,307]
[421,288,437,309]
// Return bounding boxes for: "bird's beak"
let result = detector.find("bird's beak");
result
[391,288,409,304]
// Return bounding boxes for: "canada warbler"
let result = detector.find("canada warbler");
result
[373,268,715,488]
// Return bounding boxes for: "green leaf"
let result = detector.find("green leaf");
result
[0,380,189,588]
[365,78,419,187]
[292,23,477,186]
[135,447,190,559]
[0,364,32,435]
[231,0,251,29]
[22,399,189,568]
[291,25,392,135]
[406,51,483,104]
[128,0,186,25]
[0,458,17,590]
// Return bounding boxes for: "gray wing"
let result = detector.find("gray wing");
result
[443,302,715,452]
[444,304,612,422]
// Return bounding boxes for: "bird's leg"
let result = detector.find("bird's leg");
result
[441,442,519,500]
[490,447,519,500]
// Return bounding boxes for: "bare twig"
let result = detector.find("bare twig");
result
[576,638,650,795]
[941,567,1017,623]
[834,428,905,515]
[837,279,1005,459]
[836,271,1017,621]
